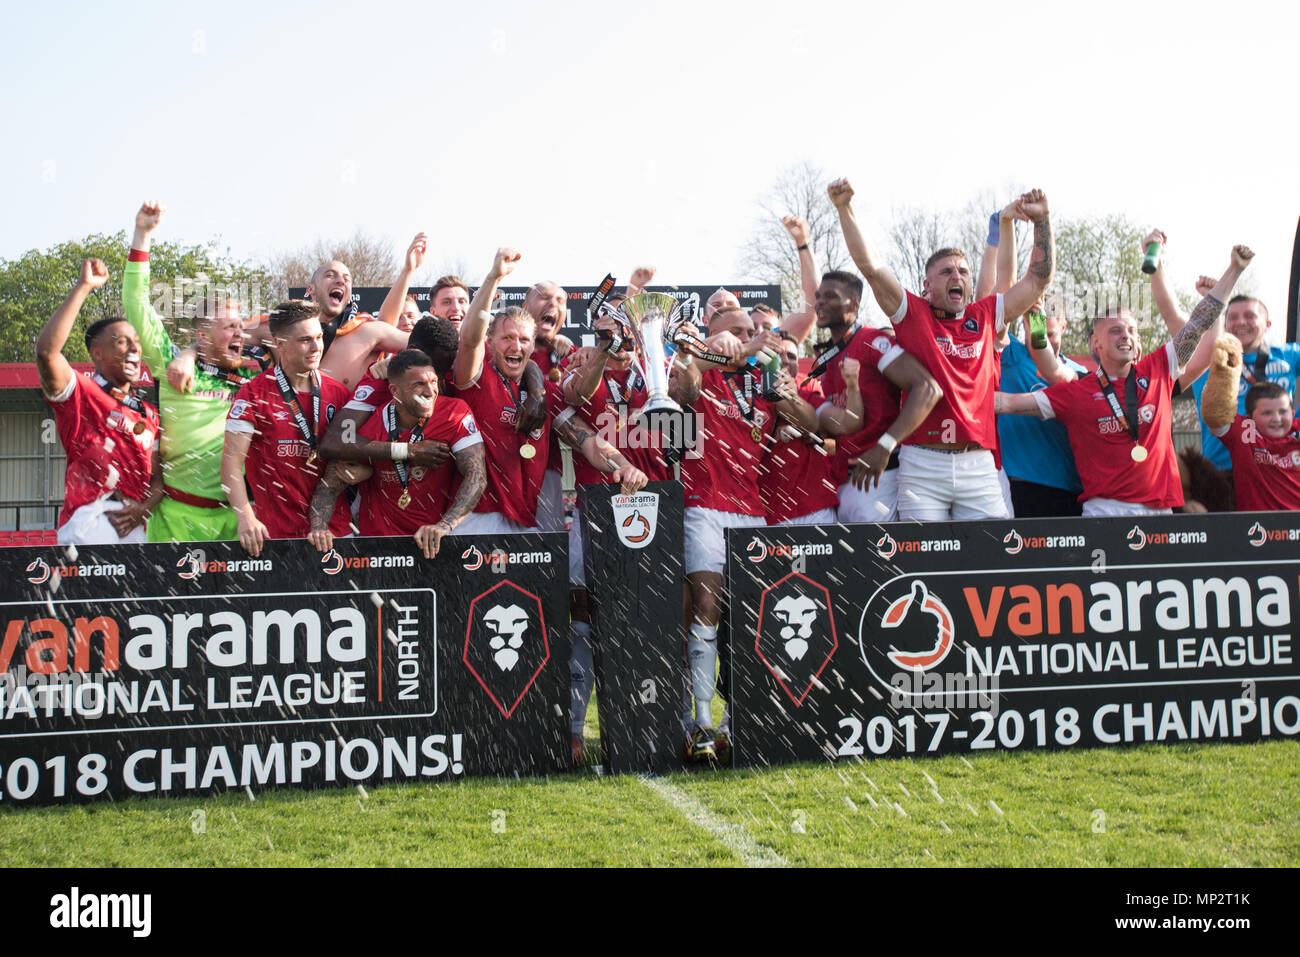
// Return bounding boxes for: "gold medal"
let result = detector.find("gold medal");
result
[1131,446,1148,463]
[306,451,318,467]
[520,444,537,460]
[397,489,411,510]
[751,426,763,443]
[132,420,147,435]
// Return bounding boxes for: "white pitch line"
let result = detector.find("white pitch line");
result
[639,776,787,868]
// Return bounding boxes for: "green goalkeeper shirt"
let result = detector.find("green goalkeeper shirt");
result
[123,256,256,502]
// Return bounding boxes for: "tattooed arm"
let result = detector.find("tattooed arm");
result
[306,460,370,552]
[1172,245,1253,383]
[1001,189,1054,322]
[413,443,486,559]
[554,408,648,493]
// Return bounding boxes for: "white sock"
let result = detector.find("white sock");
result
[687,621,717,729]
[570,621,594,736]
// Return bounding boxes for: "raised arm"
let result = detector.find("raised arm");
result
[563,312,618,409]
[782,215,819,308]
[1001,189,1054,321]
[626,266,655,298]
[828,178,905,318]
[377,232,428,327]
[36,259,109,398]
[123,201,175,375]
[453,247,520,387]
[1201,335,1244,433]
[1170,245,1254,372]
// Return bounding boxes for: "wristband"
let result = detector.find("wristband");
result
[796,244,809,251]
[987,213,1000,248]
[875,432,898,454]
[391,442,409,460]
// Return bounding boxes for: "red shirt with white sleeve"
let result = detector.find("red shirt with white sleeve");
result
[355,397,482,535]
[682,367,774,517]
[889,290,1004,450]
[225,370,352,538]
[47,372,159,529]
[1037,343,1183,508]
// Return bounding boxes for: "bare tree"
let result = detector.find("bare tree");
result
[736,162,850,315]
[260,230,400,301]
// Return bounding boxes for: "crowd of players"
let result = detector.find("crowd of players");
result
[37,185,1295,762]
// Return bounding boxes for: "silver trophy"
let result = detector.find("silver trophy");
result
[607,292,684,415]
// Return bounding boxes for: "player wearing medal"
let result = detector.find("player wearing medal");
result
[307,349,487,558]
[125,201,257,542]
[762,334,840,525]
[681,305,819,760]
[561,292,702,761]
[996,246,1254,515]
[221,301,352,555]
[831,178,1055,520]
[1200,336,1300,512]
[809,270,942,522]
[37,258,162,544]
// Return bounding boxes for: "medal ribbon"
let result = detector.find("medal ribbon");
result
[273,367,320,454]
[90,372,147,416]
[806,323,861,379]
[384,402,427,491]
[1095,368,1141,442]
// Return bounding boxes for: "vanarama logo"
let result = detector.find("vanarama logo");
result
[26,558,50,585]
[1004,528,1085,554]
[176,552,272,578]
[1247,521,1300,547]
[875,533,961,558]
[611,491,659,550]
[746,538,833,563]
[322,550,412,575]
[461,545,552,571]
[28,558,127,585]
[879,580,955,672]
[1127,524,1207,551]
[876,532,897,559]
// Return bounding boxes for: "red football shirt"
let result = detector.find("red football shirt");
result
[818,327,905,485]
[226,370,352,538]
[562,366,674,487]
[763,377,839,522]
[455,356,550,526]
[1219,415,1300,511]
[889,290,1003,449]
[682,367,774,516]
[1041,343,1183,508]
[355,397,481,535]
[47,373,159,529]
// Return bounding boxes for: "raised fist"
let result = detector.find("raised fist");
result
[1212,334,1242,372]
[135,201,165,233]
[782,215,810,246]
[1231,245,1254,271]
[491,247,521,280]
[1142,228,1167,249]
[80,258,109,289]
[827,178,854,209]
[1194,275,1216,297]
[840,357,861,381]
[1014,188,1050,223]
[629,266,656,290]
[1000,201,1029,223]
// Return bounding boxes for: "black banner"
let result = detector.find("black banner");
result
[293,284,783,347]
[578,480,686,773]
[0,535,568,804]
[727,513,1300,766]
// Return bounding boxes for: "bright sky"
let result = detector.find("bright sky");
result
[4,0,1298,331]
